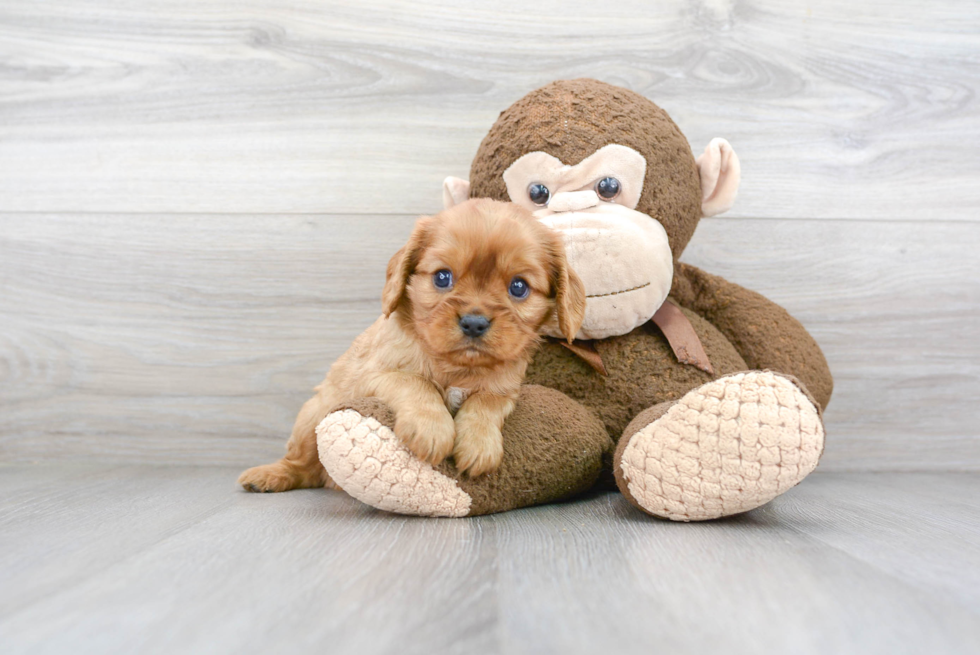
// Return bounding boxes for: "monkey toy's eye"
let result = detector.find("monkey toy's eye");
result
[528,183,551,206]
[595,177,621,201]
[433,269,454,290]
[508,276,530,300]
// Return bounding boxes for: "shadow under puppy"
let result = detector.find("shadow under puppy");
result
[239,198,586,492]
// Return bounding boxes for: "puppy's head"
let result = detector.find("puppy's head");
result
[382,198,585,368]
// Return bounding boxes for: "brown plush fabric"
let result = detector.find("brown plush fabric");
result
[525,303,747,442]
[330,397,396,427]
[453,385,611,516]
[670,263,834,411]
[469,78,704,256]
[334,387,611,517]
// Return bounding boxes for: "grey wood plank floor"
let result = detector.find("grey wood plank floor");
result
[1,466,977,655]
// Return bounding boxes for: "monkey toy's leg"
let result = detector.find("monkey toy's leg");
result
[671,262,834,411]
[613,371,825,521]
[315,385,612,517]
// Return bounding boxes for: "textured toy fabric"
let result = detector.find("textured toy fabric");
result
[525,304,748,440]
[613,371,824,520]
[318,386,610,517]
[469,79,704,256]
[319,372,823,519]
[316,79,833,521]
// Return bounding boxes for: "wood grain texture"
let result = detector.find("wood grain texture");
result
[0,465,498,655]
[1,0,978,470]
[0,466,978,654]
[1,0,979,218]
[494,475,980,654]
[0,213,405,465]
[1,214,978,470]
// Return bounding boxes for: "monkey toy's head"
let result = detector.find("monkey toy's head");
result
[443,79,741,340]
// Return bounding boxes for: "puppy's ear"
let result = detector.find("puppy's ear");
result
[382,217,430,317]
[549,237,586,343]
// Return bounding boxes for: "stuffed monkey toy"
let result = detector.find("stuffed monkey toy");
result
[315,79,832,521]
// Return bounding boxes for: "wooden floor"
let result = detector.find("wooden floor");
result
[0,466,977,655]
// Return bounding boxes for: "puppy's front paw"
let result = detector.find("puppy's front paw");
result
[453,420,504,477]
[394,406,456,466]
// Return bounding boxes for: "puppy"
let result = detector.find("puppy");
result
[239,198,586,492]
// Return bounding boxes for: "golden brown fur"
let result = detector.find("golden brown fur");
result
[239,199,586,491]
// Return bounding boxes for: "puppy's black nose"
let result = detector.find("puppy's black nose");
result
[459,314,491,338]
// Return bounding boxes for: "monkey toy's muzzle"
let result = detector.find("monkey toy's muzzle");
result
[534,203,674,341]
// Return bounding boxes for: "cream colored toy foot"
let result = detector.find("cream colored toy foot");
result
[316,399,473,518]
[613,371,825,522]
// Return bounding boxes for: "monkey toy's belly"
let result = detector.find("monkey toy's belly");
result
[525,304,747,441]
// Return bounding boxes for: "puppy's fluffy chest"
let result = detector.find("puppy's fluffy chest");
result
[444,386,472,415]
[341,315,512,413]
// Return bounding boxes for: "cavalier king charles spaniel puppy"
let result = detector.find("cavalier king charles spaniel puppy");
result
[239,198,585,492]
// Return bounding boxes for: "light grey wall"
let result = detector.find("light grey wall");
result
[1,0,978,470]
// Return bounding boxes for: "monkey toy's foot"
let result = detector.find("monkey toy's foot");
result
[613,371,825,522]
[316,386,610,517]
[316,398,473,517]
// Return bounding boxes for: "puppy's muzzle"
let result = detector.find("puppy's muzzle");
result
[459,314,491,338]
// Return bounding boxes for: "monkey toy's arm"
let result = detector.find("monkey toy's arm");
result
[670,261,833,411]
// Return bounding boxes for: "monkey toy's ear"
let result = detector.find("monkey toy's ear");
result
[696,138,741,217]
[442,176,471,209]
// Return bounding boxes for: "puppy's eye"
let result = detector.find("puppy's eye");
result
[433,269,454,290]
[595,177,621,201]
[508,276,530,300]
[528,183,550,206]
